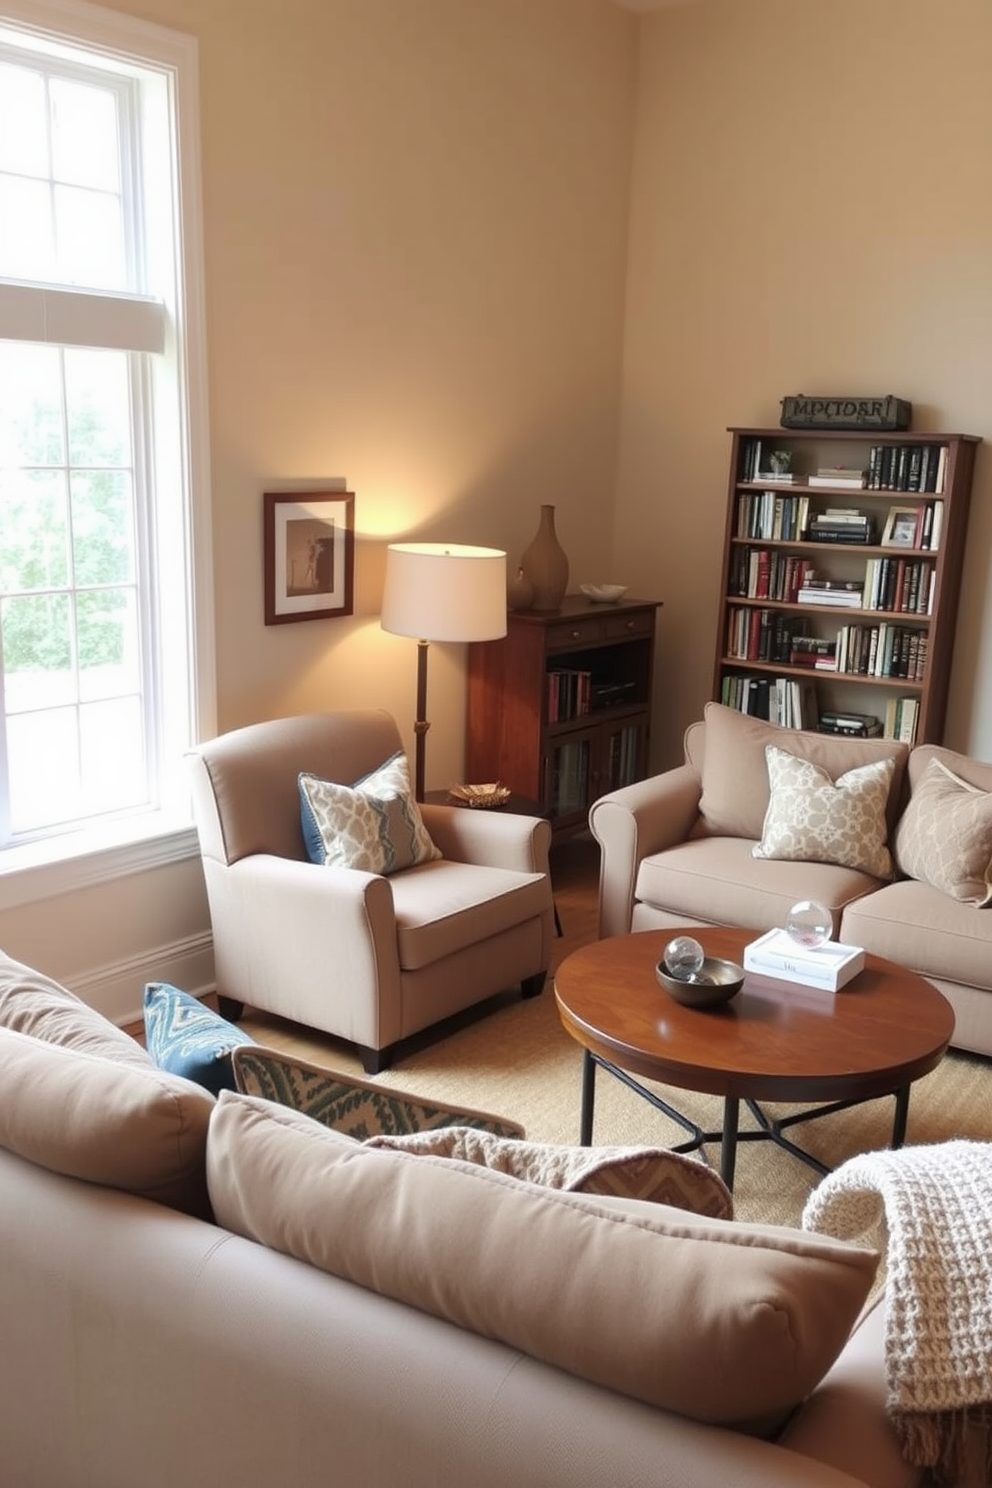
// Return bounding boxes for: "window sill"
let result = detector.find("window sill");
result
[0,814,201,911]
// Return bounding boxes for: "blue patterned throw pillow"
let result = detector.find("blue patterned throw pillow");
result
[299,750,440,875]
[143,982,255,1096]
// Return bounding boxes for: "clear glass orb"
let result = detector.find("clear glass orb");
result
[785,900,833,948]
[663,934,705,981]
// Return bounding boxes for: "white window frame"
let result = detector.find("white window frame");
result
[0,0,214,909]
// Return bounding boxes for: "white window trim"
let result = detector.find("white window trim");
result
[0,0,216,905]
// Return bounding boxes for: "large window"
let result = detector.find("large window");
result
[0,0,212,869]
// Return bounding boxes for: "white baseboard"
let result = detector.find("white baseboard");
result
[66,933,216,1028]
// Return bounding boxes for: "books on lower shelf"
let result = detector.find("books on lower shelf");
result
[819,710,882,737]
[720,673,819,729]
[743,928,866,992]
[884,696,920,745]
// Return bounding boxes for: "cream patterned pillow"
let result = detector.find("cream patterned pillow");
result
[299,750,440,874]
[894,758,992,906]
[752,744,895,879]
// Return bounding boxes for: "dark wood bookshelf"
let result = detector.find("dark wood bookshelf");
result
[715,427,981,744]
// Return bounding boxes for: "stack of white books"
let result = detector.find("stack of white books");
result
[743,928,866,992]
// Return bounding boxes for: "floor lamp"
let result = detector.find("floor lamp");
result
[380,543,507,801]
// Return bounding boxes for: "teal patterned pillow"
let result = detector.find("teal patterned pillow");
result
[299,750,440,875]
[144,983,255,1096]
[231,1045,524,1140]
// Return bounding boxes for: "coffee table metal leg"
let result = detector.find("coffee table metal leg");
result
[721,1097,740,1189]
[891,1085,910,1148]
[580,1048,596,1145]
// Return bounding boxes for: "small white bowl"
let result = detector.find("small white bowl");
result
[581,583,629,604]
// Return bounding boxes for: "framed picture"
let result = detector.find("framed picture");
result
[264,491,355,624]
[881,506,920,549]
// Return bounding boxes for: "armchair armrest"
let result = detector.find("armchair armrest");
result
[421,804,552,876]
[589,765,702,938]
[209,855,403,1049]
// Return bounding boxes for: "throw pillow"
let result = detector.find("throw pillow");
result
[144,982,255,1096]
[299,749,440,875]
[0,950,153,1069]
[694,701,908,841]
[0,1023,214,1217]
[894,758,992,906]
[752,744,895,879]
[231,1044,525,1140]
[207,1092,878,1433]
[365,1126,733,1220]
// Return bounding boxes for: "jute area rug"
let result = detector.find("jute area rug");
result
[239,981,992,1232]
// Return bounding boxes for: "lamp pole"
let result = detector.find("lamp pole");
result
[413,638,430,802]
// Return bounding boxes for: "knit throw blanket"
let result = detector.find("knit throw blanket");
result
[802,1140,992,1486]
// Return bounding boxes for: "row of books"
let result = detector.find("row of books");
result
[818,701,918,746]
[863,557,935,614]
[730,550,817,602]
[719,673,820,730]
[739,440,949,495]
[830,623,928,680]
[734,491,944,551]
[735,491,810,542]
[605,724,640,792]
[549,739,589,817]
[719,676,921,745]
[725,607,798,665]
[866,444,946,494]
[732,555,936,616]
[884,696,920,745]
[546,667,592,723]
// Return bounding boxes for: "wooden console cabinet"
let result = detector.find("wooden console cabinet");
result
[466,595,661,836]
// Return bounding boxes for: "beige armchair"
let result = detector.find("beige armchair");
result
[187,710,554,1072]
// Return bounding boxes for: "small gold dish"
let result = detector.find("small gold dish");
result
[447,782,512,809]
[656,957,745,1009]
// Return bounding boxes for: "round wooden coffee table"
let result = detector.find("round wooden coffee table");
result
[554,927,954,1189]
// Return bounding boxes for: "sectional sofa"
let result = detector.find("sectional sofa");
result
[591,703,992,1057]
[0,946,924,1488]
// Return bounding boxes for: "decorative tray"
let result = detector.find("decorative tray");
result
[446,782,512,809]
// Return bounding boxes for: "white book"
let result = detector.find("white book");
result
[743,928,866,992]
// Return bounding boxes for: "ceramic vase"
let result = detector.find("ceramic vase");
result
[519,504,569,611]
[506,566,535,612]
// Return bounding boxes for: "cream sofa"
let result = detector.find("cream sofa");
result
[591,703,992,1058]
[0,947,923,1488]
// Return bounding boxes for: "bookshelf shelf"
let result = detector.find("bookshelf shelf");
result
[467,594,662,835]
[716,427,981,743]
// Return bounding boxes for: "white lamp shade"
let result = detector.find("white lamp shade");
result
[381,543,508,643]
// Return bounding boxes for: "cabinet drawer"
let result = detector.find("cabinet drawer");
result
[604,610,654,640]
[546,616,606,649]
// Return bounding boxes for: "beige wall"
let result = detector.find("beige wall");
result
[0,0,637,1019]
[186,0,637,786]
[616,0,992,768]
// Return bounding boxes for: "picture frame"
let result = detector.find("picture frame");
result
[880,506,921,549]
[264,491,355,625]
